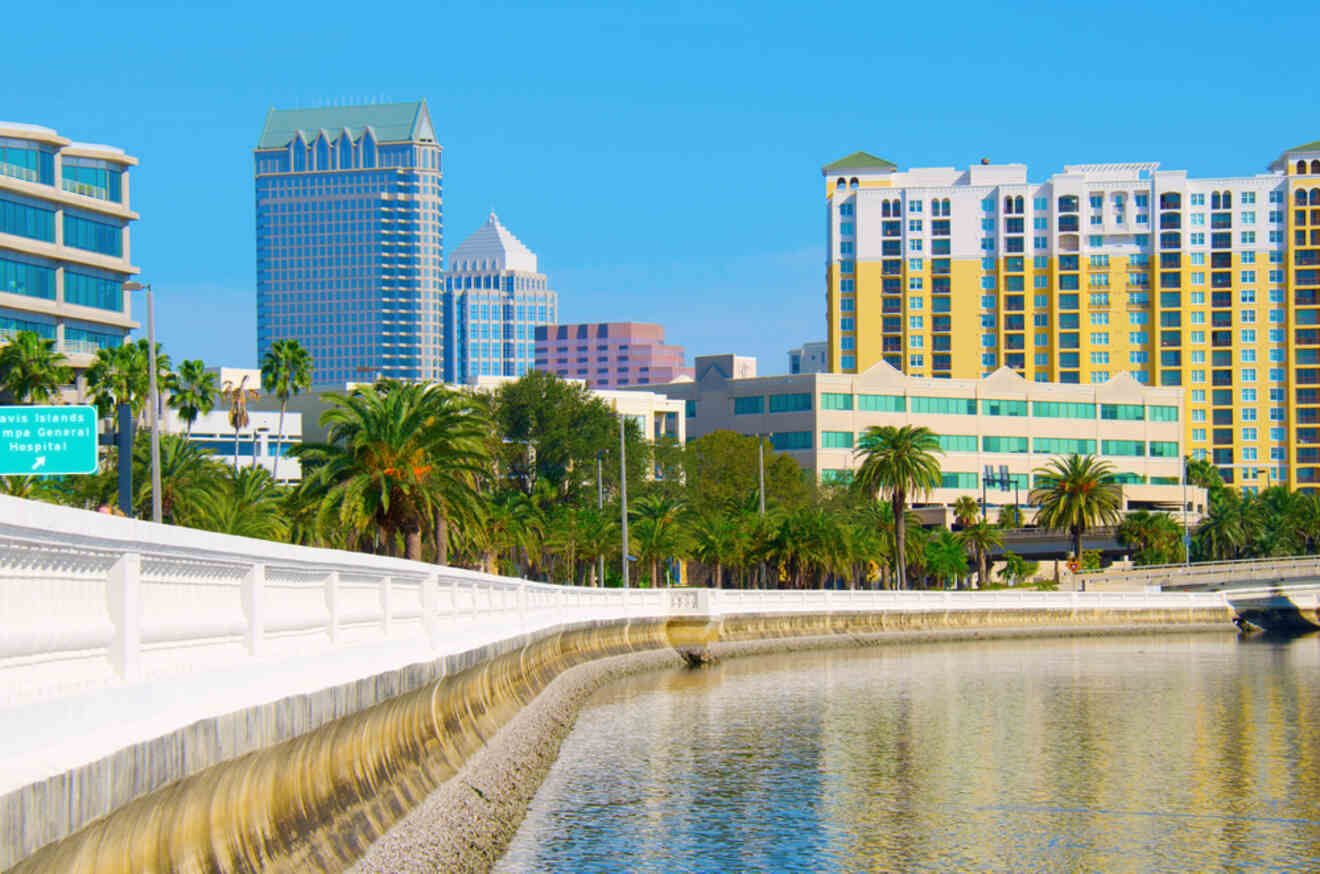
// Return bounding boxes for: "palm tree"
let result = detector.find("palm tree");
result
[130,433,224,525]
[195,466,289,540]
[0,330,72,404]
[1029,454,1123,566]
[1185,456,1224,493]
[1000,551,1039,587]
[630,493,687,587]
[958,520,1003,589]
[686,508,739,588]
[952,495,980,528]
[924,530,969,589]
[220,375,261,472]
[302,381,490,561]
[1193,488,1246,561]
[260,339,313,481]
[574,507,618,586]
[165,359,218,436]
[997,503,1024,530]
[853,425,943,589]
[1117,509,1186,566]
[86,343,144,429]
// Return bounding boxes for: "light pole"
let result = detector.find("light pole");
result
[1188,454,1198,572]
[619,414,629,589]
[123,281,161,524]
[596,450,605,587]
[757,434,766,516]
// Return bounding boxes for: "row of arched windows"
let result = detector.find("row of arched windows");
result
[931,198,951,216]
[835,177,860,189]
[1297,159,1320,175]
[1003,195,1024,214]
[1295,188,1320,206]
[1210,190,1233,209]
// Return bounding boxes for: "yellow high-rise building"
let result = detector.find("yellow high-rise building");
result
[823,144,1320,492]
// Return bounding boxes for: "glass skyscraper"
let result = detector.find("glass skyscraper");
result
[445,213,557,381]
[254,101,446,383]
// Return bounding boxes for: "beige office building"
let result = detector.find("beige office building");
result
[638,354,1204,517]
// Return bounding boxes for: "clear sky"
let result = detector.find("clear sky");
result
[5,0,1318,375]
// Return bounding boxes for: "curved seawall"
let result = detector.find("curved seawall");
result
[8,602,1234,874]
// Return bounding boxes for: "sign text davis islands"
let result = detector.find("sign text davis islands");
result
[0,406,98,476]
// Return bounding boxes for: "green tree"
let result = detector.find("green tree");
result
[260,339,314,481]
[924,530,969,589]
[997,503,1024,529]
[0,330,72,404]
[682,431,810,517]
[999,551,1040,587]
[853,425,943,590]
[687,509,739,588]
[490,370,649,504]
[630,493,687,586]
[1185,456,1224,493]
[301,381,490,561]
[958,520,1003,589]
[952,495,980,528]
[195,466,289,540]
[1029,454,1123,564]
[132,433,224,525]
[1193,488,1246,561]
[165,359,218,436]
[1117,509,1185,566]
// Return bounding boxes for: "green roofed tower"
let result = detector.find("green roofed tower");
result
[254,101,449,384]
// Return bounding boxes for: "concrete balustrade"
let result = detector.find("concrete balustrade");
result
[1078,554,1320,591]
[0,493,1264,872]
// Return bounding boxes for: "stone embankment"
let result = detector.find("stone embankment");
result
[9,601,1232,874]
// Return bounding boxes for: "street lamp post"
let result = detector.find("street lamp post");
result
[123,281,161,524]
[1182,455,1190,569]
[619,414,629,589]
[758,435,766,516]
[596,450,605,587]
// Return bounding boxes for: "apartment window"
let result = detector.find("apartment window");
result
[820,431,854,449]
[857,394,904,412]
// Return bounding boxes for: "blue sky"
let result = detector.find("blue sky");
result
[5,0,1318,374]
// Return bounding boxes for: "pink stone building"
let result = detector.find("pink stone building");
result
[534,322,693,389]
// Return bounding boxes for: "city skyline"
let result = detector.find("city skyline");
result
[3,0,1318,375]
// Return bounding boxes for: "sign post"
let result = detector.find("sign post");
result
[0,406,99,476]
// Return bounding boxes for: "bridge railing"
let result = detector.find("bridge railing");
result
[1076,554,1320,591]
[0,494,1235,708]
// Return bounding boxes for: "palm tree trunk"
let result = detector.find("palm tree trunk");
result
[1073,527,1083,571]
[714,561,722,589]
[273,402,286,481]
[233,427,240,472]
[405,528,422,562]
[978,548,988,590]
[435,516,449,566]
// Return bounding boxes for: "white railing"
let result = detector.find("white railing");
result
[0,493,1244,710]
[1078,555,1320,591]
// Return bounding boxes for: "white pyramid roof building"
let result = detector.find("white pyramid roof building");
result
[449,212,538,273]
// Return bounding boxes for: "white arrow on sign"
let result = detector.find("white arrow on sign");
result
[31,456,45,471]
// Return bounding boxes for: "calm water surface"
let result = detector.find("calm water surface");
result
[496,633,1320,873]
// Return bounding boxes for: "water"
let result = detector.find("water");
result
[496,634,1320,873]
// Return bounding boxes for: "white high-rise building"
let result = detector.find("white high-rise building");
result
[444,213,557,382]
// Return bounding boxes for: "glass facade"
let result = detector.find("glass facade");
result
[254,104,446,383]
[0,256,54,300]
[0,125,135,358]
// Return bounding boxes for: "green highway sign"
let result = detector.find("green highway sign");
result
[0,405,98,476]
